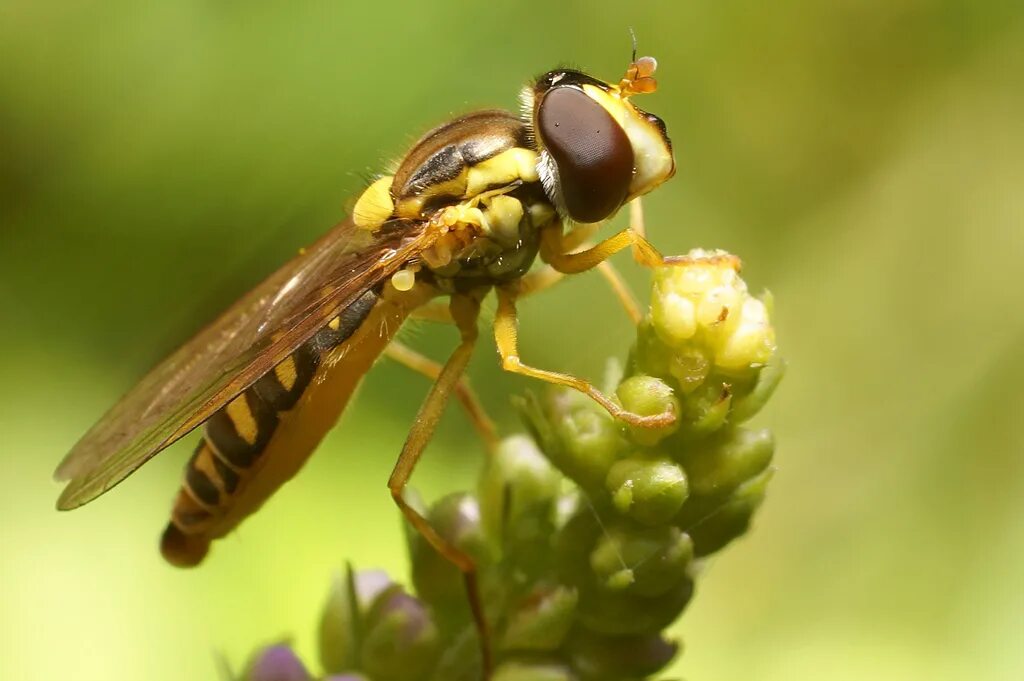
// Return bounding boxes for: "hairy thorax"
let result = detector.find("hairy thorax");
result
[351,109,558,289]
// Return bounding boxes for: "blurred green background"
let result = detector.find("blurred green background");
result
[2,1,1022,679]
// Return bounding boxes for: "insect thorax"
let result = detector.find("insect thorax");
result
[352,109,557,286]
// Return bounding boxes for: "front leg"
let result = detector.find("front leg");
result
[539,222,666,273]
[492,285,675,429]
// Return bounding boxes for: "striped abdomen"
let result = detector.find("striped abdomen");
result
[160,284,430,566]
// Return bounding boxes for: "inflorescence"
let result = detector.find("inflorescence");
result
[242,249,783,681]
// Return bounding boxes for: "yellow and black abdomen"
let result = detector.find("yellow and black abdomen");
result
[160,284,431,566]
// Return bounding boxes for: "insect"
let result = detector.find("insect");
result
[54,55,676,665]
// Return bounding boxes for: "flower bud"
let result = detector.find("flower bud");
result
[245,645,310,681]
[479,435,561,556]
[500,584,578,652]
[731,354,786,423]
[606,456,688,526]
[519,390,626,492]
[638,252,778,437]
[651,251,774,372]
[361,590,441,681]
[676,428,773,499]
[409,493,487,618]
[492,661,576,681]
[677,381,733,437]
[689,467,773,557]
[629,319,673,378]
[615,375,680,446]
[566,629,678,681]
[589,525,693,597]
[576,576,693,636]
[554,505,603,585]
[319,567,397,674]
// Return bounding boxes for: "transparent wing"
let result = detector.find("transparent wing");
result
[55,218,431,510]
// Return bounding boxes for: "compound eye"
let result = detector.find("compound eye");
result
[536,86,634,223]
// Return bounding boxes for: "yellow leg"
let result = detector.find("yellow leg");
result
[515,261,641,324]
[560,221,601,251]
[384,341,499,451]
[493,286,675,428]
[514,264,565,297]
[388,291,492,675]
[517,216,642,323]
[540,223,665,273]
[595,260,642,323]
[409,300,455,324]
[629,196,647,242]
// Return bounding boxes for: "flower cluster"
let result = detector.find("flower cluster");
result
[242,250,782,681]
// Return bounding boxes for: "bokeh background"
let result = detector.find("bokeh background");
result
[2,1,1022,679]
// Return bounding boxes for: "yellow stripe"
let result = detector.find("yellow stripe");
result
[274,356,299,392]
[226,396,258,446]
[193,444,228,495]
[180,282,436,553]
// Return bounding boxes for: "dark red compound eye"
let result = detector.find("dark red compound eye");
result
[536,86,634,223]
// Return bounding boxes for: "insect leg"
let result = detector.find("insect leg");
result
[387,290,493,674]
[595,260,643,323]
[493,286,674,428]
[384,340,499,451]
[518,217,641,322]
[540,222,666,272]
[516,260,641,323]
[629,196,647,242]
[408,300,455,324]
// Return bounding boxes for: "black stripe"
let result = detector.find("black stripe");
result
[185,456,221,507]
[176,506,212,527]
[312,290,378,353]
[210,451,240,494]
[203,289,377,471]
[205,389,279,469]
[253,340,320,412]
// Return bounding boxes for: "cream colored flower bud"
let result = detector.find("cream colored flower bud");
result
[651,250,776,377]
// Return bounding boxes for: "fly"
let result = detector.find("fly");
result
[54,54,677,673]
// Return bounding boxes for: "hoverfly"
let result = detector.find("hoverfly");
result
[54,55,676,661]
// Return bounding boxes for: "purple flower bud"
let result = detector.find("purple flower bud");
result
[246,645,310,681]
[361,591,441,681]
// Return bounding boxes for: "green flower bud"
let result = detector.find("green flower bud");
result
[409,493,488,619]
[566,629,678,681]
[479,435,561,556]
[589,525,693,597]
[676,381,733,437]
[615,375,680,446]
[427,627,484,681]
[629,319,673,379]
[500,583,578,652]
[576,576,693,636]
[319,567,397,674]
[606,457,688,526]
[731,354,786,423]
[492,661,576,681]
[689,467,773,557]
[676,427,773,498]
[639,252,779,444]
[554,506,603,585]
[667,347,712,394]
[519,390,626,492]
[361,590,441,681]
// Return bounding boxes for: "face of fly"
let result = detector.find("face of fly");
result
[523,56,676,225]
